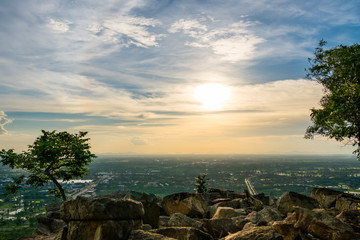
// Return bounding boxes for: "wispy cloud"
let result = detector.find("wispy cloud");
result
[169,18,264,62]
[0,111,12,135]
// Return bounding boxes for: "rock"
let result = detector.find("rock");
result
[277,191,319,216]
[253,193,270,206]
[167,213,203,229]
[60,196,144,240]
[222,226,283,240]
[66,220,142,240]
[162,192,208,218]
[289,206,359,240]
[212,207,244,219]
[159,216,171,227]
[129,230,176,240]
[271,221,318,240]
[105,190,161,228]
[151,227,214,240]
[336,210,360,233]
[61,196,144,221]
[211,198,232,205]
[142,224,153,231]
[203,218,240,239]
[34,216,66,236]
[335,193,360,211]
[46,202,62,219]
[310,188,343,209]
[208,188,246,200]
[231,216,250,230]
[244,211,267,226]
[258,206,283,224]
[242,222,258,230]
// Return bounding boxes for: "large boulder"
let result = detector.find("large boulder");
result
[167,213,203,229]
[287,207,359,240]
[151,227,214,240]
[162,193,208,218]
[221,226,283,240]
[271,221,306,240]
[310,188,343,209]
[34,216,66,236]
[257,206,283,224]
[334,193,360,211]
[212,207,244,219]
[203,218,241,239]
[208,188,246,200]
[277,191,319,216]
[61,196,144,240]
[106,190,162,228]
[129,230,176,240]
[336,210,360,233]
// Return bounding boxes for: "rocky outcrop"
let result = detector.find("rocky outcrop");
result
[31,187,360,240]
[106,190,162,228]
[277,191,319,216]
[151,227,214,240]
[285,207,360,240]
[60,196,144,240]
[162,192,208,218]
[221,226,283,240]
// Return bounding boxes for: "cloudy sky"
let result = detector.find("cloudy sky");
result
[0,0,359,155]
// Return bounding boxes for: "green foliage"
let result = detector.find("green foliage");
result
[305,40,360,159]
[0,130,96,201]
[194,174,208,193]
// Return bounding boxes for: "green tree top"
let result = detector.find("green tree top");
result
[0,130,96,201]
[305,40,360,159]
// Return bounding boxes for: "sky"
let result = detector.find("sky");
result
[0,0,359,155]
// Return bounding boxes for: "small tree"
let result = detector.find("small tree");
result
[0,130,96,201]
[194,174,208,193]
[305,40,360,159]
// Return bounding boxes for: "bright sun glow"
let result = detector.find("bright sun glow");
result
[195,83,231,110]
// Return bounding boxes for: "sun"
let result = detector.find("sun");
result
[195,83,231,110]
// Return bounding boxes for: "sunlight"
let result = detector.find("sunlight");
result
[195,83,231,110]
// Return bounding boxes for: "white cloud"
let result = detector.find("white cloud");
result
[48,18,72,33]
[0,111,12,135]
[169,18,264,62]
[101,16,164,48]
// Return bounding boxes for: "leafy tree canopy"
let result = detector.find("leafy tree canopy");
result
[305,40,360,159]
[0,130,96,200]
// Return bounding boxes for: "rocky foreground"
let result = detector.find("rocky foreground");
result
[21,187,360,240]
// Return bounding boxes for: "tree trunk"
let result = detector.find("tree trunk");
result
[45,171,67,201]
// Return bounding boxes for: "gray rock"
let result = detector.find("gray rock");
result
[129,230,176,240]
[162,192,208,218]
[335,193,360,211]
[288,206,359,240]
[336,210,360,233]
[203,218,240,239]
[61,196,144,221]
[212,207,243,219]
[310,188,343,209]
[151,227,214,240]
[168,213,203,229]
[34,216,66,236]
[66,219,142,240]
[277,191,319,216]
[222,226,283,240]
[106,190,162,228]
[258,206,283,223]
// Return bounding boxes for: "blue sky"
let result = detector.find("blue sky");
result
[0,0,359,155]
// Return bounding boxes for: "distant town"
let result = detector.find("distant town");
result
[1,154,360,239]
